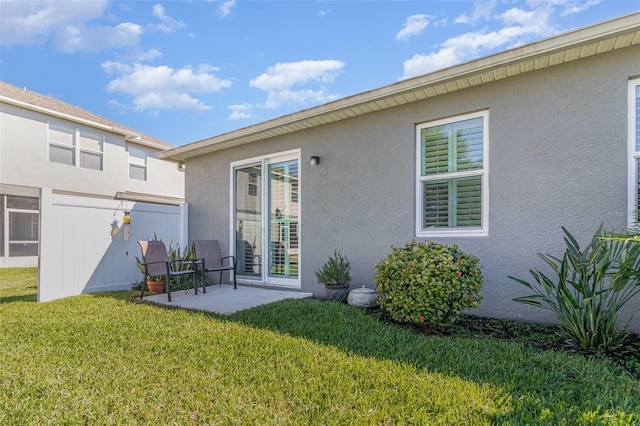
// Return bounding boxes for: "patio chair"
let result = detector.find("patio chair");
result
[193,240,237,291]
[137,240,197,302]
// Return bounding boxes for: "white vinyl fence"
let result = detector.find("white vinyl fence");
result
[38,188,188,302]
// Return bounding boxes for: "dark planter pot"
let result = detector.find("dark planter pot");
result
[325,285,349,303]
[147,280,165,294]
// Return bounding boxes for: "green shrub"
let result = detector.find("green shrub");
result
[314,250,351,287]
[510,227,640,352]
[375,240,483,326]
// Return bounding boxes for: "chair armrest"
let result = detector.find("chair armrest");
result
[143,260,169,267]
[221,255,236,266]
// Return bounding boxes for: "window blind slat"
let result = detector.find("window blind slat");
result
[422,126,450,175]
[423,181,449,227]
[456,177,482,226]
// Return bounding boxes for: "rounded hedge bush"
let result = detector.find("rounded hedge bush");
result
[375,240,483,326]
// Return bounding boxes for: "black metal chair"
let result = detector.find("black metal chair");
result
[193,240,237,291]
[137,240,197,302]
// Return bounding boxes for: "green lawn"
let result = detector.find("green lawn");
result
[0,268,638,424]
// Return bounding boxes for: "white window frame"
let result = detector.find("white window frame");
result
[78,130,104,171]
[128,145,148,181]
[415,110,489,238]
[628,78,640,228]
[230,149,301,289]
[48,122,104,171]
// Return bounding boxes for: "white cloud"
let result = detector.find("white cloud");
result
[54,22,142,53]
[0,0,143,52]
[228,104,257,120]
[396,14,433,41]
[401,1,583,79]
[455,0,497,24]
[151,3,186,33]
[230,60,345,120]
[0,0,107,46]
[217,0,236,17]
[133,48,163,62]
[102,62,232,112]
[250,60,344,92]
[558,0,601,16]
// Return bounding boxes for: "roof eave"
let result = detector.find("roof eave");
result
[0,94,175,152]
[159,11,640,162]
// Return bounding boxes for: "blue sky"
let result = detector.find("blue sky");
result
[1,1,638,146]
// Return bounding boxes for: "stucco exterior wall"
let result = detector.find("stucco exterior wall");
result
[0,104,184,199]
[186,45,640,329]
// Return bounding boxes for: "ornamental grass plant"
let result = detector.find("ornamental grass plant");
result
[510,227,640,352]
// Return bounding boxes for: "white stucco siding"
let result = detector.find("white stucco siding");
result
[184,45,640,332]
[0,103,184,199]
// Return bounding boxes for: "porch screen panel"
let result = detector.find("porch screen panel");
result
[9,212,38,257]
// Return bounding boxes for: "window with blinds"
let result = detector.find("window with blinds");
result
[128,146,148,181]
[49,125,75,166]
[79,131,104,170]
[48,123,104,171]
[416,111,488,236]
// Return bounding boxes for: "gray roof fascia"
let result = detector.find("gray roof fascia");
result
[160,11,640,162]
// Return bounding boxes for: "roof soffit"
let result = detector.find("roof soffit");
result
[160,12,640,162]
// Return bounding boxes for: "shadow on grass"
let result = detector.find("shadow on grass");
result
[0,286,37,304]
[90,291,639,423]
[224,298,639,423]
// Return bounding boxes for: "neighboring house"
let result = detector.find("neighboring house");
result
[0,81,185,268]
[160,13,640,328]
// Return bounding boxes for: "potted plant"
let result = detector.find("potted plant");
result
[315,250,351,302]
[135,256,166,294]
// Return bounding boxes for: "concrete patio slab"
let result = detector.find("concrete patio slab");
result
[143,284,313,314]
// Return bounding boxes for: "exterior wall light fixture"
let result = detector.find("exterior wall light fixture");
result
[310,156,320,167]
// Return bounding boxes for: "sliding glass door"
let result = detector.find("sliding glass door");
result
[234,164,262,277]
[233,151,299,287]
[268,159,298,279]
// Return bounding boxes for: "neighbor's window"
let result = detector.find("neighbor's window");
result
[128,146,148,181]
[78,131,103,170]
[416,111,489,237]
[49,125,75,166]
[629,78,640,227]
[48,124,104,171]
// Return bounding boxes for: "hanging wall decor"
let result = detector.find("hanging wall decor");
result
[122,211,131,241]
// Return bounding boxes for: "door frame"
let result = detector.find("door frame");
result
[229,149,301,288]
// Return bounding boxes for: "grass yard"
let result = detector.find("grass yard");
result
[0,268,638,424]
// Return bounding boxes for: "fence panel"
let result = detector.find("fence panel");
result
[38,188,188,302]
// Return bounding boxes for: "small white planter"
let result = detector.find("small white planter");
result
[347,286,378,308]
